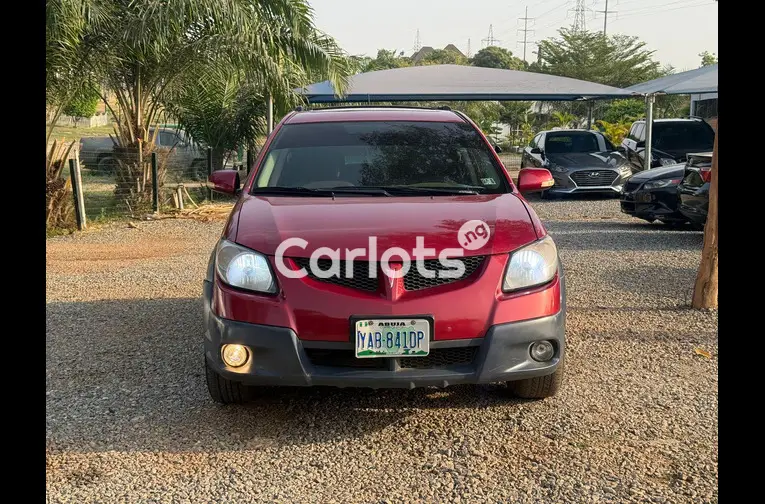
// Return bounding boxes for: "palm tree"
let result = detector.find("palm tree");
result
[47,0,354,210]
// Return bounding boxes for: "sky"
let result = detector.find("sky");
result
[309,0,718,72]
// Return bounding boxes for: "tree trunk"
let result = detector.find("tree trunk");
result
[691,122,718,309]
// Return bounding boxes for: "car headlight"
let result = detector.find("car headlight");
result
[658,158,676,166]
[642,178,681,190]
[547,162,567,173]
[618,164,632,175]
[503,235,559,292]
[215,240,276,293]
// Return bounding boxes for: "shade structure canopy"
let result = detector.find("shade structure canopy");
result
[626,64,718,95]
[298,64,637,103]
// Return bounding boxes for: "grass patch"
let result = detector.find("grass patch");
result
[48,125,115,142]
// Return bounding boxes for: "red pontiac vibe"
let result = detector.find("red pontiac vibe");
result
[203,107,564,403]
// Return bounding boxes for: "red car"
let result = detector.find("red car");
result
[204,107,565,403]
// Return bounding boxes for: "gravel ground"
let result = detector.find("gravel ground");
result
[46,196,718,503]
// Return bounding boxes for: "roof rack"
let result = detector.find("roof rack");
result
[294,104,457,112]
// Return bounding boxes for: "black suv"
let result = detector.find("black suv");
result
[621,118,715,172]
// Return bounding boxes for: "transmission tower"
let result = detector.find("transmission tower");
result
[413,29,422,52]
[571,0,588,32]
[467,38,472,58]
[596,0,617,35]
[482,24,500,48]
[516,6,534,62]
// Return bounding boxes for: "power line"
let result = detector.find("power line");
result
[596,0,617,35]
[482,24,501,47]
[517,6,535,62]
[613,1,713,20]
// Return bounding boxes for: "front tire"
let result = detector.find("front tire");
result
[205,360,249,404]
[507,360,564,399]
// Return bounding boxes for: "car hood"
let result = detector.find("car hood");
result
[232,193,539,258]
[628,164,686,182]
[546,151,626,170]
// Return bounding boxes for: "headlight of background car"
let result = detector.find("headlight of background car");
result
[215,240,276,293]
[503,235,559,292]
[546,162,567,173]
[642,178,681,190]
[618,164,632,176]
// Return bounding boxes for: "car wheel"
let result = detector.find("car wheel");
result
[506,360,564,399]
[97,156,117,173]
[205,359,250,404]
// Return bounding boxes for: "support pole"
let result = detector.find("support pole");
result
[207,146,213,201]
[644,94,655,171]
[151,152,159,212]
[246,147,253,176]
[586,101,593,130]
[267,95,274,134]
[69,157,86,231]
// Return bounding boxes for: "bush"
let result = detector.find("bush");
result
[63,88,100,121]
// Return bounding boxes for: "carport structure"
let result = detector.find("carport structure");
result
[272,64,637,135]
[626,64,718,170]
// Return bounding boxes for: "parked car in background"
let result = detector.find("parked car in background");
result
[520,129,632,197]
[619,162,687,225]
[678,152,713,228]
[79,127,207,178]
[621,118,715,172]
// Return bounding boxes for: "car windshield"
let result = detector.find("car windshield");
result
[253,121,509,195]
[653,123,715,151]
[544,132,600,154]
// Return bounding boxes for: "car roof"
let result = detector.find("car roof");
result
[540,129,601,135]
[285,107,466,124]
[633,118,706,124]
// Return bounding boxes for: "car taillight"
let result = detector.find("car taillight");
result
[670,178,682,185]
[700,167,712,183]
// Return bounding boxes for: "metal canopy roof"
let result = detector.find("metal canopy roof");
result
[298,64,637,103]
[626,64,718,95]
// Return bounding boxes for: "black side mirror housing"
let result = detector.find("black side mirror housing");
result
[530,147,542,154]
[494,144,502,154]
[635,141,645,148]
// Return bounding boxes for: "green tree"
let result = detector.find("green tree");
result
[361,49,412,72]
[62,87,100,124]
[418,49,467,66]
[699,51,718,67]
[470,46,525,70]
[536,28,663,88]
[603,99,644,123]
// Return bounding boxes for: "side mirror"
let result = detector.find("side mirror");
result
[494,144,502,154]
[209,169,241,195]
[517,167,554,194]
[530,147,542,154]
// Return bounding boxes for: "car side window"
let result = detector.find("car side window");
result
[537,134,545,150]
[159,131,178,147]
[634,124,645,142]
[528,135,537,148]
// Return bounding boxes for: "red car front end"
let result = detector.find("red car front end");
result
[203,108,565,401]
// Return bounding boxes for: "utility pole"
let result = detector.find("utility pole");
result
[517,6,534,62]
[572,0,588,33]
[413,29,422,53]
[596,0,617,35]
[482,24,500,48]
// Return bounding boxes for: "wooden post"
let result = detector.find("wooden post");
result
[207,147,213,201]
[69,155,87,231]
[151,152,159,213]
[176,185,185,211]
[691,122,718,309]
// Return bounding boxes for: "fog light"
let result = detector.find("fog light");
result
[221,344,249,367]
[530,341,555,362]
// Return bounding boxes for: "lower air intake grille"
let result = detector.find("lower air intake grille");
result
[399,347,478,369]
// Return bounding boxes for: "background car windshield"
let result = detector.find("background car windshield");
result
[545,132,600,154]
[254,121,508,193]
[653,123,714,151]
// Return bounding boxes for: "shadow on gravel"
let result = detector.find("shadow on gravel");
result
[46,298,523,454]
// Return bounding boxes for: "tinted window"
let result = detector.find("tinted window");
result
[628,124,639,141]
[635,124,645,141]
[529,134,539,148]
[255,121,508,193]
[544,132,600,154]
[654,122,715,151]
[602,135,616,151]
[159,131,178,146]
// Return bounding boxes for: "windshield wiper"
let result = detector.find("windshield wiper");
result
[374,185,482,195]
[251,186,392,197]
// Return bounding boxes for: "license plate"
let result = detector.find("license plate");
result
[354,318,431,358]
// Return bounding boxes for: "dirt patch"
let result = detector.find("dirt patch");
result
[47,240,191,274]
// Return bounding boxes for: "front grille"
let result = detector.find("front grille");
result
[403,256,484,291]
[400,347,478,369]
[292,256,485,292]
[303,347,479,370]
[570,170,618,187]
[623,180,641,193]
[305,349,387,369]
[293,258,379,292]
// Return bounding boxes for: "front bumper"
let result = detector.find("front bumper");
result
[548,168,629,195]
[203,281,566,389]
[620,187,686,222]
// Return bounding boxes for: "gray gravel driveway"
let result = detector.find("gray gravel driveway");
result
[46,196,718,503]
